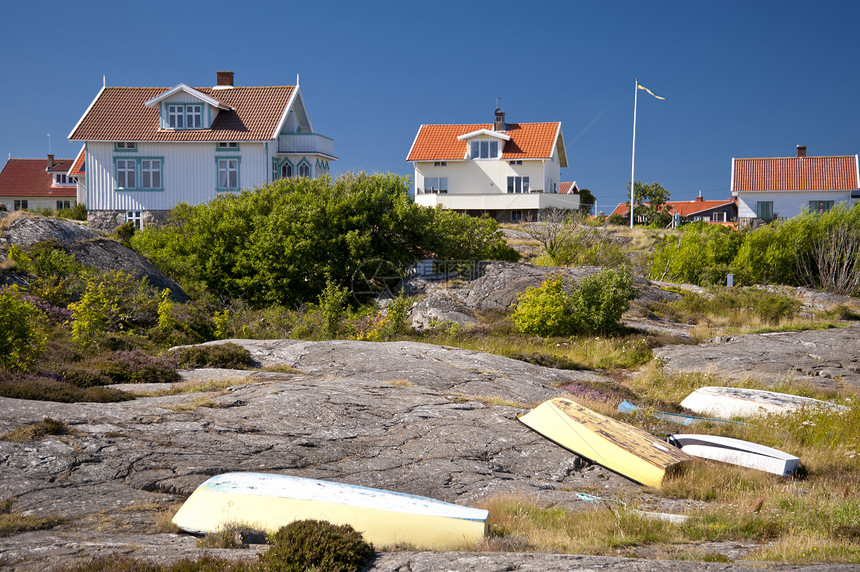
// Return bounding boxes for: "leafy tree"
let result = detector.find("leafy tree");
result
[578,188,596,215]
[624,180,670,225]
[132,173,517,308]
[0,287,46,372]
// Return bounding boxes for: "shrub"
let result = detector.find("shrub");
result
[0,287,46,372]
[258,519,374,572]
[172,342,255,369]
[73,351,180,384]
[318,278,351,336]
[607,213,627,226]
[511,269,636,337]
[650,223,743,285]
[0,371,134,402]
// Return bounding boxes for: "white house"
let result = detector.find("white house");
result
[406,109,577,223]
[69,71,336,230]
[731,146,860,227]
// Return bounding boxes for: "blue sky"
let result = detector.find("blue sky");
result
[2,0,859,213]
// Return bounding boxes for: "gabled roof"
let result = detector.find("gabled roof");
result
[407,122,566,165]
[70,146,86,177]
[611,197,737,218]
[456,128,510,142]
[143,83,232,110]
[732,155,860,192]
[0,159,76,198]
[69,85,296,142]
[560,181,579,194]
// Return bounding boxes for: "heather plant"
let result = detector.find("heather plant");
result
[258,520,374,572]
[0,287,45,372]
[171,342,255,369]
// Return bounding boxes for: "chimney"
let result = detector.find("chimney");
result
[797,145,807,158]
[696,190,704,202]
[46,154,54,169]
[494,108,506,131]
[216,71,234,87]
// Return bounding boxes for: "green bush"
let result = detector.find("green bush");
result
[132,173,517,308]
[171,342,255,369]
[0,288,46,372]
[258,519,374,572]
[511,269,636,337]
[607,213,627,226]
[649,223,743,286]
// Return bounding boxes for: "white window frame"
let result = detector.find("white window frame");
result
[424,177,448,194]
[218,158,239,190]
[117,158,136,189]
[126,211,143,229]
[166,104,203,129]
[470,139,499,159]
[186,105,202,128]
[141,159,162,190]
[167,105,184,129]
[507,176,530,194]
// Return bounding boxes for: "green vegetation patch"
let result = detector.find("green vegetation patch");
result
[1,418,78,442]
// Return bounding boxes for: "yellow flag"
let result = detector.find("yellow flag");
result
[638,84,666,100]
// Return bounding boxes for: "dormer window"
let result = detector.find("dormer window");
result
[167,104,203,129]
[470,140,498,159]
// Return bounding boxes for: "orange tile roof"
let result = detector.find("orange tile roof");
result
[665,198,735,217]
[70,86,295,142]
[407,122,561,161]
[46,159,74,173]
[0,159,76,198]
[560,182,578,194]
[733,156,859,192]
[610,198,736,218]
[69,146,85,177]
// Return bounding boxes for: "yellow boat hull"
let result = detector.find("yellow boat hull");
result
[172,473,487,549]
[519,398,691,488]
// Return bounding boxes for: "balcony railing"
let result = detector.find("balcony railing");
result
[278,133,335,157]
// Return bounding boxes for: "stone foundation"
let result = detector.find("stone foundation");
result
[87,210,172,232]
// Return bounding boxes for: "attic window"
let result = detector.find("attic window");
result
[115,142,137,151]
[470,140,498,159]
[217,142,239,151]
[167,104,203,129]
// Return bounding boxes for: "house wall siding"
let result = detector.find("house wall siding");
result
[736,191,854,219]
[86,141,270,211]
[414,158,547,196]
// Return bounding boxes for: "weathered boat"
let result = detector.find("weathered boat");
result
[680,386,847,418]
[668,433,800,476]
[518,398,691,488]
[172,472,488,549]
[617,400,744,426]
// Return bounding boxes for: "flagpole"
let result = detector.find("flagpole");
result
[630,78,638,230]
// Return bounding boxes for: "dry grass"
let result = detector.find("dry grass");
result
[384,379,414,387]
[447,393,532,409]
[1,418,81,442]
[143,377,264,397]
[162,395,225,411]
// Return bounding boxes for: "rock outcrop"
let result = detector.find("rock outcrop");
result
[0,214,187,301]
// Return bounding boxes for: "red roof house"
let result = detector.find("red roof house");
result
[0,156,78,211]
[407,108,577,223]
[731,146,860,224]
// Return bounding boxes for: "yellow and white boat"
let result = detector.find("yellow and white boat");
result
[172,472,488,549]
[519,398,691,488]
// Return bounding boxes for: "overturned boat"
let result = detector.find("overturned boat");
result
[172,472,488,549]
[519,397,691,488]
[668,433,800,476]
[680,386,847,418]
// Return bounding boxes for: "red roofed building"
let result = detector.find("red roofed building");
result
[609,195,737,226]
[731,146,860,226]
[406,109,577,223]
[0,155,78,212]
[68,71,335,230]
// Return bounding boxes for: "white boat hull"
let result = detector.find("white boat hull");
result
[172,472,488,549]
[668,434,799,476]
[680,386,847,419]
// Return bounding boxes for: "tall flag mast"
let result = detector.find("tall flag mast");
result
[629,79,665,229]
